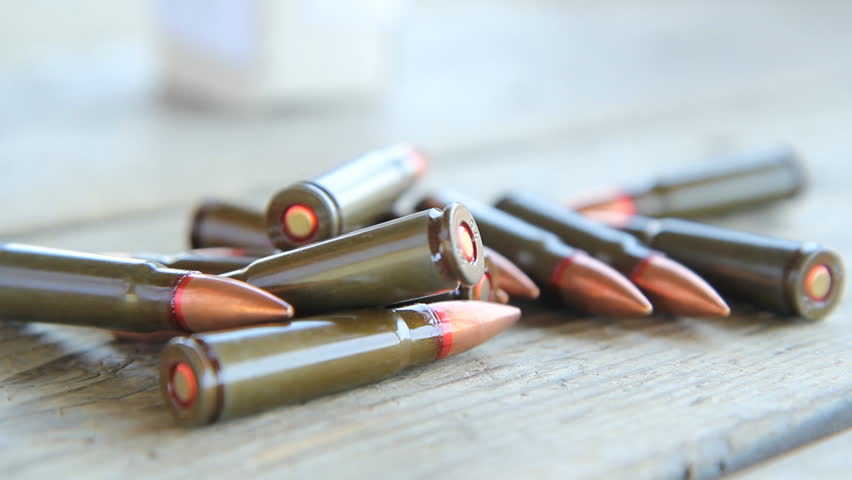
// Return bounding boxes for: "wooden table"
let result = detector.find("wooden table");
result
[2,1,851,478]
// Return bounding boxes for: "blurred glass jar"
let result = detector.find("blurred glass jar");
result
[156,0,405,108]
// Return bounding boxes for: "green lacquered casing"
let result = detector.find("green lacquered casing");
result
[403,250,499,304]
[160,304,442,426]
[132,250,268,275]
[266,144,423,249]
[419,192,573,293]
[496,192,653,274]
[190,200,273,249]
[225,205,484,315]
[630,146,806,217]
[0,243,187,332]
[616,216,844,320]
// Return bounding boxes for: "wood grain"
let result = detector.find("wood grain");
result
[734,429,852,479]
[2,1,852,479]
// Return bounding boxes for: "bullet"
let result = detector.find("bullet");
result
[266,144,428,249]
[0,243,294,332]
[224,204,485,315]
[189,199,274,249]
[419,192,652,317]
[106,247,276,342]
[381,213,535,301]
[407,248,509,305]
[111,247,272,275]
[106,246,278,340]
[594,214,844,320]
[160,301,520,426]
[473,248,511,303]
[187,198,403,249]
[567,146,806,218]
[484,247,540,300]
[496,192,730,317]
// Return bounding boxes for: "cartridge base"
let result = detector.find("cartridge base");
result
[266,182,340,249]
[160,337,223,426]
[785,245,845,321]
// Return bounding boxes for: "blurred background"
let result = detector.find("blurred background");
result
[2,0,851,250]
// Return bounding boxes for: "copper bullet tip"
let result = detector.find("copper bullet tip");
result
[429,301,520,358]
[471,273,498,303]
[173,273,295,332]
[631,254,730,317]
[484,247,540,299]
[552,251,653,317]
[494,289,511,304]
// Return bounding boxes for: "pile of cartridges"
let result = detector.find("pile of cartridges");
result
[0,144,843,426]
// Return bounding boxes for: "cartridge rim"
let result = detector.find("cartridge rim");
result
[266,182,340,249]
[436,203,486,286]
[785,245,845,321]
[160,337,223,426]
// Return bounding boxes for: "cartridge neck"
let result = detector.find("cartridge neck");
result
[495,193,653,272]
[430,193,575,281]
[395,303,448,365]
[614,215,661,247]
[0,243,188,332]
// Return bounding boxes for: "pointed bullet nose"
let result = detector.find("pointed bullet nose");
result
[428,301,520,358]
[631,255,730,317]
[485,247,541,299]
[494,289,511,304]
[552,252,653,317]
[175,273,295,332]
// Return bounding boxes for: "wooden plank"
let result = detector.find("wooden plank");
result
[4,0,852,235]
[2,75,852,479]
[734,428,852,479]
